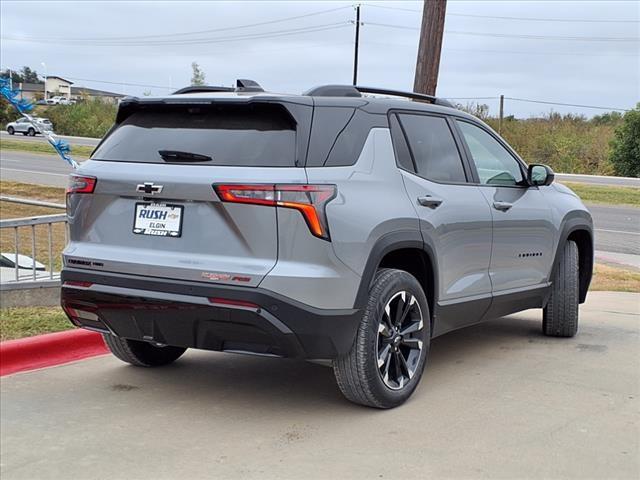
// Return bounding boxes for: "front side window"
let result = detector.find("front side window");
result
[456,121,524,186]
[398,114,467,183]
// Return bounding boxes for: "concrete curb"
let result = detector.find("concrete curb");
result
[0,329,108,376]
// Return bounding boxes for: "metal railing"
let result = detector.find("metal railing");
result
[0,197,67,284]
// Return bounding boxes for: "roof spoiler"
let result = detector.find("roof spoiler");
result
[304,85,455,108]
[172,79,264,95]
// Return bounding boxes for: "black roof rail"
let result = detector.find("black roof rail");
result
[304,84,455,108]
[303,85,361,97]
[172,79,264,95]
[173,85,235,95]
[356,86,454,108]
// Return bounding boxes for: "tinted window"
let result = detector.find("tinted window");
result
[324,111,387,167]
[456,121,524,186]
[398,114,467,183]
[92,104,296,167]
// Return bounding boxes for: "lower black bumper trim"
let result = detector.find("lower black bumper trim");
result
[61,268,362,360]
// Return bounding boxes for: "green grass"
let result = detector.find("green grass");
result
[0,307,73,341]
[0,139,93,157]
[562,182,639,207]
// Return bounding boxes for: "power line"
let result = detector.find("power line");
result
[362,41,640,58]
[366,4,640,23]
[504,97,631,111]
[2,23,351,47]
[367,22,640,42]
[64,76,173,90]
[4,5,352,42]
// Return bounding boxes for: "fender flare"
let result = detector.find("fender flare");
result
[549,212,594,303]
[353,230,438,310]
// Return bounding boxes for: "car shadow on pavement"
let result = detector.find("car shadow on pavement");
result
[97,313,545,412]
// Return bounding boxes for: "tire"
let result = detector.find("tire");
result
[102,334,186,367]
[333,268,431,408]
[7,127,14,135]
[543,240,579,337]
[27,128,36,136]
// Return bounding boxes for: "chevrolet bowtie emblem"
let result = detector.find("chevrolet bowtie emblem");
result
[136,182,163,195]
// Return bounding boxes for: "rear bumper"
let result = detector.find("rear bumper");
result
[60,268,361,360]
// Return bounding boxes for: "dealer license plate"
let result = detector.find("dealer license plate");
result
[133,203,183,237]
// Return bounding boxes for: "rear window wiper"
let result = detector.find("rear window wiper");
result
[158,150,212,162]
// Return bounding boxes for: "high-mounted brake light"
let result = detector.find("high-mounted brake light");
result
[67,175,97,194]
[214,184,337,240]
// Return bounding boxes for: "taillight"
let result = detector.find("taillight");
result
[67,175,97,194]
[214,184,336,240]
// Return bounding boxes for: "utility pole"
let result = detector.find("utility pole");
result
[413,0,447,96]
[498,94,505,134]
[352,4,361,86]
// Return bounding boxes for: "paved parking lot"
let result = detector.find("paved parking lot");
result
[1,291,638,479]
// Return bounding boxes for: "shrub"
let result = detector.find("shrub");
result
[609,104,640,177]
[43,100,117,138]
[0,97,21,125]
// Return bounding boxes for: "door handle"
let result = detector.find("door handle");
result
[417,196,443,209]
[493,201,513,211]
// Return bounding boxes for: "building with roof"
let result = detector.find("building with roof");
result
[15,76,124,104]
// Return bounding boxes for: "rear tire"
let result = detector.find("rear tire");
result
[102,334,186,367]
[333,268,430,409]
[27,128,36,136]
[543,240,579,337]
[7,127,14,135]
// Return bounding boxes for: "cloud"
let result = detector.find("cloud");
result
[1,0,637,116]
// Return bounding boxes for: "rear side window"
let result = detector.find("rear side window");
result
[92,104,296,167]
[397,114,467,183]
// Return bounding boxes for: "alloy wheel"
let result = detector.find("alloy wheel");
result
[377,291,424,390]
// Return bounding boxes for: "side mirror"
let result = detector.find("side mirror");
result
[528,164,554,186]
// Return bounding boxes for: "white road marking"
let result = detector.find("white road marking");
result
[0,167,68,177]
[596,228,640,236]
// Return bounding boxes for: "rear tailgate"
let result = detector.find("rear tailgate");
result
[64,97,312,287]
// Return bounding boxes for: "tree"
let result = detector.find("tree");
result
[191,62,206,86]
[609,104,640,177]
[0,66,43,84]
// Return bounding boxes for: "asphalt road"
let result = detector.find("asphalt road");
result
[590,204,640,256]
[0,130,100,147]
[0,150,75,187]
[0,150,638,254]
[1,291,638,480]
[556,173,640,188]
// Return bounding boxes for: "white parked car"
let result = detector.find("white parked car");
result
[5,117,53,136]
[0,253,49,283]
[47,96,76,105]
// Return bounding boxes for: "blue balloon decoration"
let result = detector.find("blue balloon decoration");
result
[0,77,78,169]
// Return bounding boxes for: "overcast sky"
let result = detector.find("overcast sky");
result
[1,0,638,117]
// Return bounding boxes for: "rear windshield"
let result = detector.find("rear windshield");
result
[92,104,297,167]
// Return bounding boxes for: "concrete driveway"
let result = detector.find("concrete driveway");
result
[1,291,639,479]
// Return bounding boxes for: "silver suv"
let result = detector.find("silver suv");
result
[61,81,593,408]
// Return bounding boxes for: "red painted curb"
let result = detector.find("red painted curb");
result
[0,329,108,376]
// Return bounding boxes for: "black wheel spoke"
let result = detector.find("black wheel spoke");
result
[378,344,391,368]
[401,337,423,350]
[393,352,403,386]
[397,350,411,378]
[400,320,423,336]
[378,321,392,338]
[398,295,414,326]
[393,294,405,326]
[382,350,392,381]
